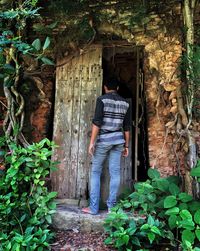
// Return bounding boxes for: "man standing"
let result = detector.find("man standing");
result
[82,79,131,214]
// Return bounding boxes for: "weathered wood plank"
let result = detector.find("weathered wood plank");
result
[76,46,103,199]
[52,45,103,199]
[51,62,75,197]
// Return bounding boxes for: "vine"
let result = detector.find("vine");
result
[0,0,54,146]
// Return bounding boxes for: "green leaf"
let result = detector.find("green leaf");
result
[195,229,200,241]
[45,215,52,224]
[155,199,164,209]
[166,176,180,185]
[43,36,50,50]
[35,174,40,179]
[168,215,177,229]
[39,180,45,186]
[32,38,41,51]
[164,196,177,208]
[122,235,129,245]
[191,167,200,177]
[104,237,112,245]
[180,219,195,230]
[48,191,57,199]
[48,202,56,210]
[180,210,192,220]
[147,168,160,179]
[41,234,47,242]
[3,64,15,74]
[20,214,26,222]
[147,215,154,225]
[165,207,180,215]
[151,226,161,235]
[179,203,188,210]
[147,232,155,244]
[140,224,149,230]
[178,193,193,203]
[128,227,137,235]
[155,179,169,192]
[41,57,54,65]
[169,184,180,196]
[194,209,200,224]
[123,202,132,208]
[129,220,136,229]
[131,237,141,247]
[11,243,20,251]
[147,193,156,202]
[182,230,195,244]
[189,201,200,212]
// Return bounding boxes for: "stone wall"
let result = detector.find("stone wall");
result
[143,36,182,176]
[21,66,55,143]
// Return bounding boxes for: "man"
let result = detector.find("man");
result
[82,78,131,214]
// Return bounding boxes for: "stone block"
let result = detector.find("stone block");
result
[52,205,106,233]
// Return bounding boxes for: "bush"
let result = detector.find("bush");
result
[104,168,200,251]
[0,137,58,251]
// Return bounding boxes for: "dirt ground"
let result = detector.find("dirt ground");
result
[50,230,117,251]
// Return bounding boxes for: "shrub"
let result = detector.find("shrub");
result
[104,168,200,251]
[0,137,58,251]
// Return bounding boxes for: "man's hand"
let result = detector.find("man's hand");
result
[123,147,129,157]
[88,143,95,156]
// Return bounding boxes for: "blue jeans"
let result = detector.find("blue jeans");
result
[89,143,124,214]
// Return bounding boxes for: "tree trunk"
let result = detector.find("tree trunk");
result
[183,0,198,196]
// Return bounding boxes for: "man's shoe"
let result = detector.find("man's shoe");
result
[81,207,97,215]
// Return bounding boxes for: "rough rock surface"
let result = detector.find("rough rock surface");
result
[52,205,107,233]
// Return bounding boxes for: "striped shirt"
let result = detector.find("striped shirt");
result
[92,92,131,145]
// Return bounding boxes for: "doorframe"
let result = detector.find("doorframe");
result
[101,44,146,187]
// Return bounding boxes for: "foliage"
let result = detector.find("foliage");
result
[47,0,175,55]
[191,160,200,180]
[0,0,53,83]
[0,0,54,145]
[0,137,57,251]
[104,169,200,251]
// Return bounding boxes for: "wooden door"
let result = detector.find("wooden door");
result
[51,45,103,199]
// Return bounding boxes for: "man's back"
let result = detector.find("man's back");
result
[93,92,130,145]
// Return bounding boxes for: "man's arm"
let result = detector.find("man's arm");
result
[123,104,131,157]
[123,131,130,157]
[88,124,100,155]
[124,131,130,148]
[88,97,104,155]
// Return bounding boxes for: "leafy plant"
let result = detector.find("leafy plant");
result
[0,0,54,146]
[104,168,200,250]
[190,160,200,181]
[0,137,57,251]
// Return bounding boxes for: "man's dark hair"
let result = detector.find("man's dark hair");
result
[104,78,119,90]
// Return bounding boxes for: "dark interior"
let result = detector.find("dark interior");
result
[102,46,149,182]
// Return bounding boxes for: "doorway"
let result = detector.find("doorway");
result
[102,45,149,184]
[52,44,149,201]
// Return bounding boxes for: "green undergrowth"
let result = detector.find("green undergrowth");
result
[0,137,58,251]
[104,168,200,251]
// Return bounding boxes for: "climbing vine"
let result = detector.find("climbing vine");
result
[0,0,54,146]
[176,0,199,195]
